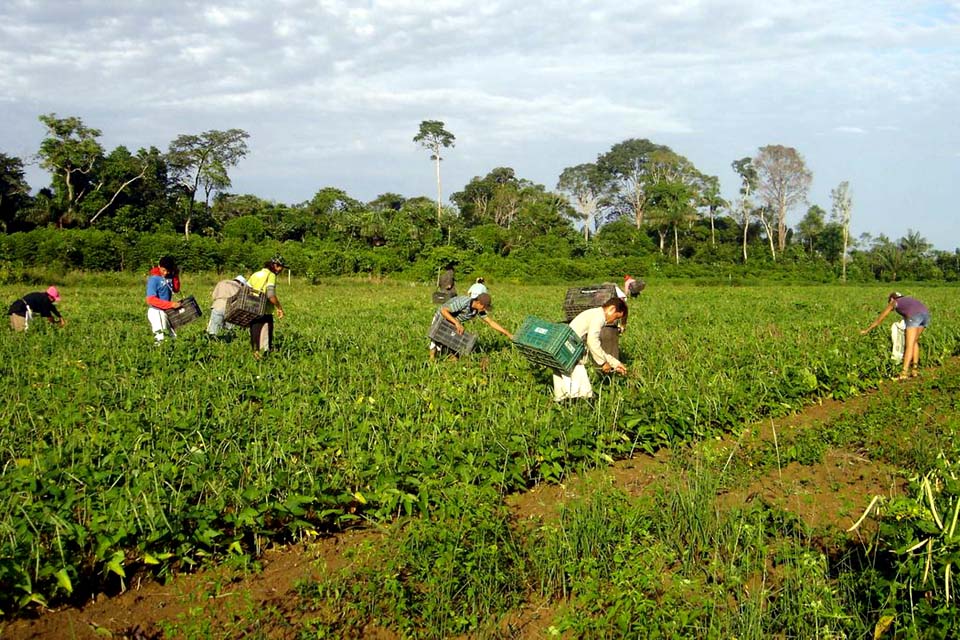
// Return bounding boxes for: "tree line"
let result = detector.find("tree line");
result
[1,114,957,283]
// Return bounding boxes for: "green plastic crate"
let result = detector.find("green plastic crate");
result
[512,316,585,374]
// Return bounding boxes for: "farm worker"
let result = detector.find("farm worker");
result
[206,275,247,336]
[429,292,512,360]
[246,256,286,358]
[623,274,645,298]
[860,291,930,380]
[554,297,628,401]
[467,276,488,298]
[438,263,456,297]
[7,286,66,331]
[598,275,645,360]
[145,256,181,343]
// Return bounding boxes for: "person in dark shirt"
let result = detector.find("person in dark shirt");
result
[861,291,930,380]
[438,264,456,296]
[8,286,66,331]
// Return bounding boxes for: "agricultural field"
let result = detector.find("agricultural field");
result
[2,276,960,638]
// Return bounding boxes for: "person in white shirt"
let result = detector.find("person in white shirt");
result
[467,277,488,298]
[554,298,628,401]
[206,275,247,336]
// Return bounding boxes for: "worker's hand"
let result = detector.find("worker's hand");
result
[58,318,67,328]
[614,364,627,375]
[602,363,612,373]
[276,308,285,319]
[171,301,181,309]
[859,328,869,335]
[619,326,626,334]
[454,321,464,335]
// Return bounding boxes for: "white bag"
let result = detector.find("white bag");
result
[552,364,594,401]
[891,320,905,362]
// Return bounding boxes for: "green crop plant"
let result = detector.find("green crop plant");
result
[1,278,959,615]
[301,485,527,638]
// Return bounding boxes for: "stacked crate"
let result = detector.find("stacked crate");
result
[562,284,618,322]
[512,316,585,374]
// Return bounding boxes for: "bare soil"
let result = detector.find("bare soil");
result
[3,366,949,639]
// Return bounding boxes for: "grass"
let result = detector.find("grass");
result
[2,276,960,635]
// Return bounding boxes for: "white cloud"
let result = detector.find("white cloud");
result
[1,0,958,247]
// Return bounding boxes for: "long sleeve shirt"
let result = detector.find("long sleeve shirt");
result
[145,267,178,310]
[569,307,624,370]
[8,292,61,318]
[210,279,244,312]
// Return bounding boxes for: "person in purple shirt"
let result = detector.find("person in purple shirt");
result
[861,291,930,380]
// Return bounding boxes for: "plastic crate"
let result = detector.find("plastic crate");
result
[428,313,477,356]
[432,290,455,304]
[225,286,267,327]
[562,284,618,322]
[165,296,202,329]
[512,316,585,374]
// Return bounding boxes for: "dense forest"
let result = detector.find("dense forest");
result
[1,114,957,283]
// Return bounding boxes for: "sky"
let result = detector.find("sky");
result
[2,0,958,249]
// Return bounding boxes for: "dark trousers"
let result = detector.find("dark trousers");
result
[250,314,274,351]
[600,325,620,360]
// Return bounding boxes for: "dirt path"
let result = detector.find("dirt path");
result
[3,366,949,639]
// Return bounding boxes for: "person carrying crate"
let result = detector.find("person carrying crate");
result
[246,257,287,358]
[145,256,182,344]
[429,292,512,360]
[438,263,457,297]
[554,297,628,401]
[599,274,645,360]
[207,275,247,336]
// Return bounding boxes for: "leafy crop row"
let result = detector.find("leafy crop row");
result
[1,278,958,613]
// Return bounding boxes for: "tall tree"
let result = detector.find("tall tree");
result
[37,113,105,227]
[754,204,778,261]
[830,181,852,281]
[167,128,249,239]
[595,138,668,227]
[86,146,155,224]
[899,229,931,256]
[450,167,527,228]
[795,205,827,256]
[753,145,812,252]
[697,174,726,246]
[645,179,697,264]
[731,157,758,262]
[413,120,455,224]
[557,163,603,241]
[866,234,902,281]
[642,148,703,261]
[0,153,32,232]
